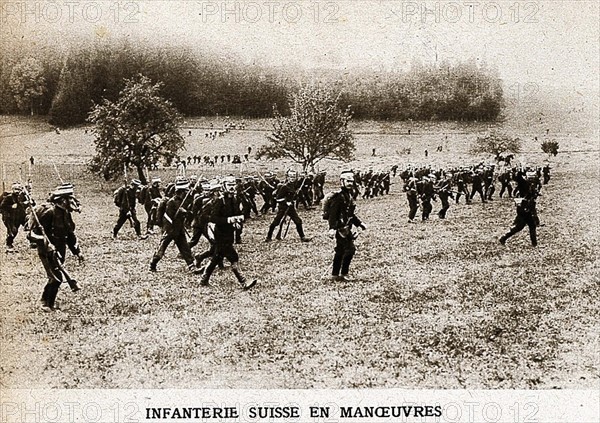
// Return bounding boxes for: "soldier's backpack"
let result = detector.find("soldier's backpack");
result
[155,197,169,227]
[113,187,124,208]
[322,191,341,220]
[137,185,148,204]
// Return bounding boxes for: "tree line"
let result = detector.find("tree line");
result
[0,37,504,125]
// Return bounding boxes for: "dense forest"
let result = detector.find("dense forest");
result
[0,37,504,126]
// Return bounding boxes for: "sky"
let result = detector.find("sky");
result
[3,0,599,98]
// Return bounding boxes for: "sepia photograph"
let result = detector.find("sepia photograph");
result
[0,0,598,421]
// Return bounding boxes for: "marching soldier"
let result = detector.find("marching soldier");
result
[1,182,30,252]
[150,178,199,272]
[436,175,453,219]
[188,182,210,249]
[470,168,486,203]
[193,183,225,268]
[27,183,84,311]
[483,165,496,201]
[265,169,310,242]
[199,176,257,290]
[418,175,435,220]
[542,164,551,185]
[313,171,326,204]
[499,193,539,247]
[326,171,366,281]
[139,177,163,234]
[404,176,419,223]
[498,167,514,198]
[258,172,278,214]
[113,179,147,240]
[454,170,471,204]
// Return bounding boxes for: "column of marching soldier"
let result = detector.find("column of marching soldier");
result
[0,161,550,312]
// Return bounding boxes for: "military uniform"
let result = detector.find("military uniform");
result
[27,184,83,311]
[258,174,278,214]
[199,177,256,290]
[418,177,435,220]
[0,184,29,250]
[498,168,513,198]
[404,177,419,222]
[327,172,365,281]
[470,171,486,203]
[500,195,538,247]
[113,180,145,238]
[266,173,309,242]
[150,180,196,272]
[139,179,162,233]
[436,177,453,219]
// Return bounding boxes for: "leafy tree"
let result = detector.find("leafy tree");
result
[88,75,184,184]
[8,58,46,115]
[258,85,354,171]
[541,139,559,156]
[470,131,522,161]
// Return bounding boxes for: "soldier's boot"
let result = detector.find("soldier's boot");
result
[41,281,60,311]
[232,263,256,290]
[200,259,218,286]
[499,235,507,246]
[40,283,51,311]
[149,257,159,272]
[265,225,275,242]
[67,279,80,292]
[297,224,311,242]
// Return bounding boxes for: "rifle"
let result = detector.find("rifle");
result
[122,163,136,228]
[276,176,308,239]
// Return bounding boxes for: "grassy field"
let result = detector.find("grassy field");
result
[0,116,598,389]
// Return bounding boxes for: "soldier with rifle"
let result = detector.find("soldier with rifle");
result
[188,181,210,249]
[258,171,278,214]
[325,170,366,282]
[499,191,539,247]
[404,176,419,223]
[138,177,163,235]
[27,183,84,312]
[418,175,435,220]
[313,171,326,204]
[469,167,487,203]
[265,169,310,243]
[193,182,224,267]
[150,177,200,273]
[242,176,259,217]
[297,173,315,209]
[198,176,257,290]
[454,169,471,204]
[498,167,514,198]
[483,164,496,201]
[1,182,31,252]
[435,174,454,219]
[113,179,148,240]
